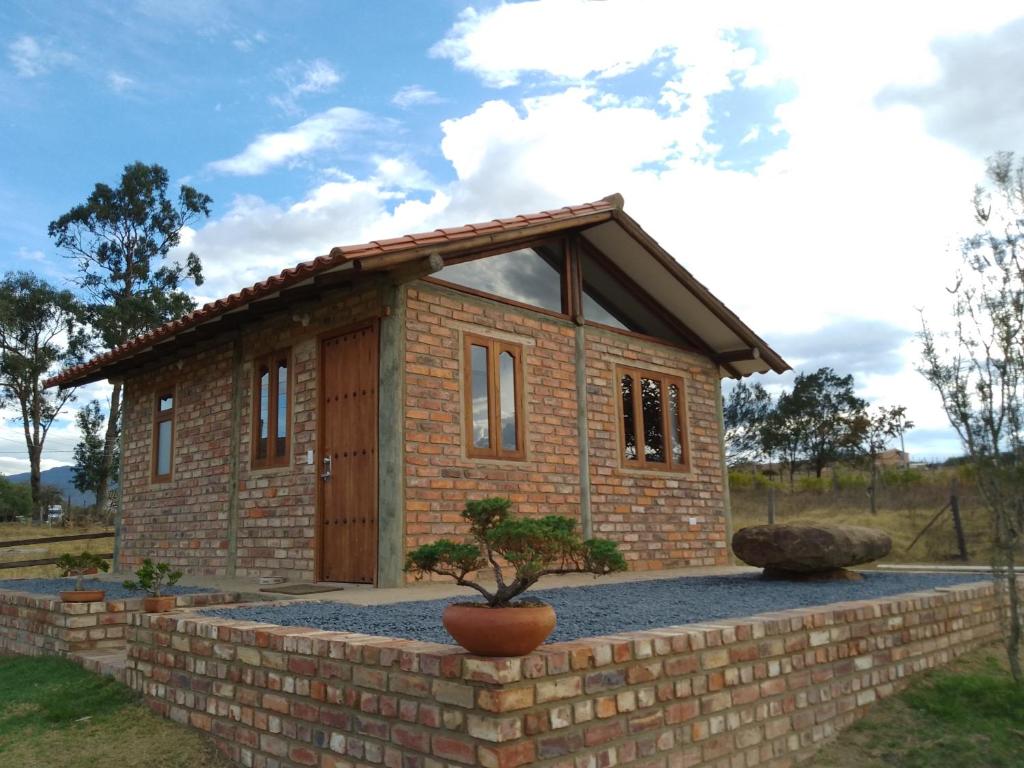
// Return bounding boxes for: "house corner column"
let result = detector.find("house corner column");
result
[377,283,407,587]
[575,324,593,539]
[715,378,734,565]
[112,378,125,573]
[226,335,244,577]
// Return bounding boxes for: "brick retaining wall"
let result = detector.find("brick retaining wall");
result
[125,582,1003,768]
[0,589,239,657]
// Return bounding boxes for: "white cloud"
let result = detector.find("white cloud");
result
[232,31,267,52]
[186,179,450,303]
[7,35,73,78]
[207,106,379,175]
[270,58,342,113]
[15,246,45,262]
[181,1,1024,458]
[392,85,444,108]
[107,72,136,93]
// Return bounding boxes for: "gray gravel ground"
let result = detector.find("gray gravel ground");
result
[202,572,982,644]
[0,578,217,600]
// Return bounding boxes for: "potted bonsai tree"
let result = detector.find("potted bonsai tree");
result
[123,559,183,612]
[56,551,110,603]
[404,497,627,656]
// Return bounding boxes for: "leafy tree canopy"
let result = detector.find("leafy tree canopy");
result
[48,162,212,349]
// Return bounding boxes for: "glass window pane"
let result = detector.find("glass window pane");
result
[581,250,686,343]
[641,378,665,463]
[276,360,288,457]
[471,344,490,449]
[158,394,173,412]
[257,367,269,459]
[582,291,628,329]
[156,420,172,476]
[669,384,684,464]
[441,246,564,312]
[621,374,637,461]
[499,351,517,451]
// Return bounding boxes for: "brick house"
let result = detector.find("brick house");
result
[49,195,788,587]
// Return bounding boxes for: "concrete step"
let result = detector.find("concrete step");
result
[69,648,127,683]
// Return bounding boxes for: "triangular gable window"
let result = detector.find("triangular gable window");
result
[438,245,565,313]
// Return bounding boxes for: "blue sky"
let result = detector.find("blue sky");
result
[1,0,1023,473]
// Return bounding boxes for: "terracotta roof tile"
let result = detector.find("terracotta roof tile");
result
[45,197,619,388]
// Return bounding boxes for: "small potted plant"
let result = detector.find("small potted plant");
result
[405,497,627,656]
[56,551,110,603]
[123,559,183,612]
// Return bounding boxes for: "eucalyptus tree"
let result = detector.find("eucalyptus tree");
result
[920,151,1024,683]
[723,381,773,467]
[0,273,88,513]
[854,405,914,514]
[48,162,212,516]
[73,399,117,517]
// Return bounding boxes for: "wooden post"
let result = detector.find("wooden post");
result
[768,485,776,524]
[574,324,593,539]
[716,381,734,563]
[950,477,968,561]
[377,283,408,588]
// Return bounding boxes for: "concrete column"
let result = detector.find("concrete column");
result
[715,378,734,564]
[225,335,244,576]
[112,379,125,573]
[574,324,593,538]
[377,284,407,587]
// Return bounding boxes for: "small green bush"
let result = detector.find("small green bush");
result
[123,559,182,597]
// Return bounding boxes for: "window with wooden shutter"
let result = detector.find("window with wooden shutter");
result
[463,334,525,460]
[616,365,689,472]
[252,349,291,468]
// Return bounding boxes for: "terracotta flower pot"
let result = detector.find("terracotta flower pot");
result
[59,590,106,603]
[143,596,177,613]
[442,602,556,656]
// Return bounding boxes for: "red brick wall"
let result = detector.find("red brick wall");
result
[121,344,235,574]
[118,276,728,581]
[585,326,729,570]
[119,284,384,580]
[0,587,239,657]
[125,581,1005,768]
[233,286,384,581]
[403,284,583,556]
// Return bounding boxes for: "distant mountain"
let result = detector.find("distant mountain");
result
[7,465,95,506]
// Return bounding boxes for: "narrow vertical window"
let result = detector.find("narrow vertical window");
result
[257,366,270,460]
[464,334,525,460]
[470,344,490,449]
[252,349,291,468]
[669,384,684,465]
[621,374,637,461]
[152,391,175,482]
[640,378,665,463]
[499,351,518,451]
[616,366,688,472]
[275,358,288,458]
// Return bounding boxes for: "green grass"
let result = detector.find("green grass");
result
[813,648,1024,767]
[0,656,231,768]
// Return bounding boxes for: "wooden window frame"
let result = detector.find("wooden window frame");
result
[251,349,292,470]
[151,388,176,483]
[615,365,690,473]
[463,333,526,461]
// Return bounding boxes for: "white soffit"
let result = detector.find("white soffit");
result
[583,221,773,375]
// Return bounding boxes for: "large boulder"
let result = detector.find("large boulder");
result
[732,524,892,574]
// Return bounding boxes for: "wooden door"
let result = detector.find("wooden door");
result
[318,322,379,583]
